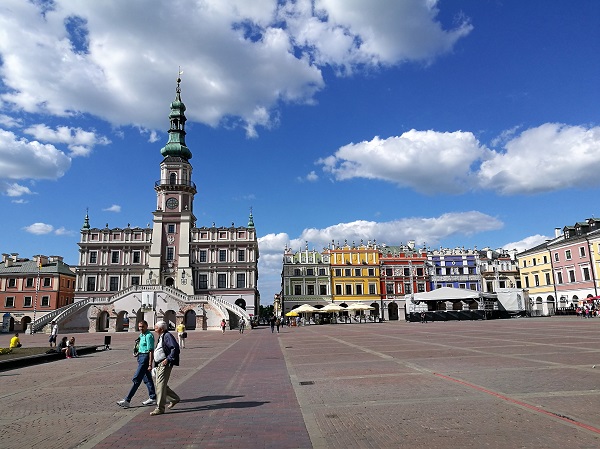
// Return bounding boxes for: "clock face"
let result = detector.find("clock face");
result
[166,197,179,210]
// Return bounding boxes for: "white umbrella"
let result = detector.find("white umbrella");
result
[294,304,319,313]
[320,303,345,313]
[346,303,375,311]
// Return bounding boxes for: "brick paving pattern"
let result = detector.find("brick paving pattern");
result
[2,317,600,448]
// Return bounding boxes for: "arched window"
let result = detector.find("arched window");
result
[169,173,177,185]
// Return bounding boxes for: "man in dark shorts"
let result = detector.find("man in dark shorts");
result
[49,321,58,347]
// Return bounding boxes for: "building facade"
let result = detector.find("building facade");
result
[428,247,481,291]
[478,248,521,293]
[48,77,259,333]
[1,254,75,332]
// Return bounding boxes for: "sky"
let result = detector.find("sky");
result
[1,0,599,304]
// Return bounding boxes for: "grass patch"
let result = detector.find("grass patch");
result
[0,347,52,360]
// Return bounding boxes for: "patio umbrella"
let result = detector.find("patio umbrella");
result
[320,303,345,313]
[346,303,375,311]
[294,304,319,313]
[285,311,299,317]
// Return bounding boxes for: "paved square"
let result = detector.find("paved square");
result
[2,317,600,448]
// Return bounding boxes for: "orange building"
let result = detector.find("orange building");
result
[0,254,75,332]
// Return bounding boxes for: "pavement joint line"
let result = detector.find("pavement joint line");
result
[75,338,241,449]
[278,333,328,449]
[434,372,600,436]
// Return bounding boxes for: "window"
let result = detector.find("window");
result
[236,273,245,288]
[219,250,227,262]
[43,278,51,287]
[87,277,96,291]
[318,268,326,276]
[356,284,363,295]
[319,285,327,295]
[580,247,586,257]
[345,284,352,295]
[293,268,301,276]
[133,251,141,264]
[404,283,412,294]
[568,270,576,283]
[385,268,392,276]
[198,274,208,289]
[90,251,97,264]
[522,260,527,268]
[525,276,530,288]
[131,276,140,286]
[199,250,207,263]
[5,297,14,307]
[404,268,410,276]
[335,284,342,295]
[545,273,551,285]
[41,296,50,307]
[26,278,34,288]
[24,296,32,307]
[354,268,361,276]
[294,285,302,295]
[306,268,314,276]
[386,284,394,294]
[369,284,376,294]
[556,272,563,284]
[565,250,572,260]
[499,281,506,288]
[238,250,245,262]
[534,275,540,287]
[554,253,559,262]
[8,278,16,288]
[166,247,174,261]
[111,251,120,264]
[583,267,591,281]
[109,276,119,291]
[217,274,226,288]
[335,269,341,276]
[168,224,175,233]
[486,281,493,291]
[307,284,315,295]
[169,173,177,185]
[533,259,537,266]
[417,283,425,292]
[345,269,351,276]
[416,268,423,276]
[543,256,548,264]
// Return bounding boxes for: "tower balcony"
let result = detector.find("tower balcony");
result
[155,179,197,194]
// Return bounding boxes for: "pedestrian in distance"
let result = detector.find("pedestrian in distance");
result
[9,332,22,349]
[275,317,281,333]
[239,317,246,334]
[151,320,181,416]
[65,336,79,358]
[420,312,426,324]
[176,320,186,348]
[49,320,58,347]
[220,319,226,333]
[117,320,157,409]
[270,315,276,333]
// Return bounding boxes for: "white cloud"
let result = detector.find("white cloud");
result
[24,124,110,157]
[502,234,552,253]
[11,198,28,204]
[3,182,33,197]
[0,114,21,128]
[478,123,600,195]
[103,204,121,213]
[24,223,54,235]
[0,129,71,192]
[318,130,490,194]
[54,227,75,236]
[0,0,469,136]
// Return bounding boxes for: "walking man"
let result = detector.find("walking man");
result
[151,320,181,416]
[49,320,58,347]
[239,317,246,334]
[117,320,157,408]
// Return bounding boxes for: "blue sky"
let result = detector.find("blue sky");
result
[1,0,599,303]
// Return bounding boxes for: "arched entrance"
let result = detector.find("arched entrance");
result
[184,310,196,330]
[235,298,247,310]
[97,311,110,332]
[370,302,379,320]
[115,311,129,332]
[21,316,31,332]
[388,302,399,320]
[165,277,174,287]
[163,310,176,330]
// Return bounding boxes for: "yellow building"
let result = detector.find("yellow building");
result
[328,240,381,315]
[516,241,556,316]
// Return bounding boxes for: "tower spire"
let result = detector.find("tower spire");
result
[160,71,192,160]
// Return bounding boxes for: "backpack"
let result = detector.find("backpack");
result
[133,337,140,357]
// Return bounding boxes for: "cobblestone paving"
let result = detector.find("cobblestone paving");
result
[2,317,600,448]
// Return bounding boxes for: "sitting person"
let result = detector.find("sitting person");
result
[58,336,69,356]
[9,332,22,349]
[65,336,78,358]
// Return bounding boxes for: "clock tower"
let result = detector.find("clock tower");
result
[145,76,196,294]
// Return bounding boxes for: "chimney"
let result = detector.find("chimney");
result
[34,254,49,267]
[407,240,415,250]
[555,228,562,238]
